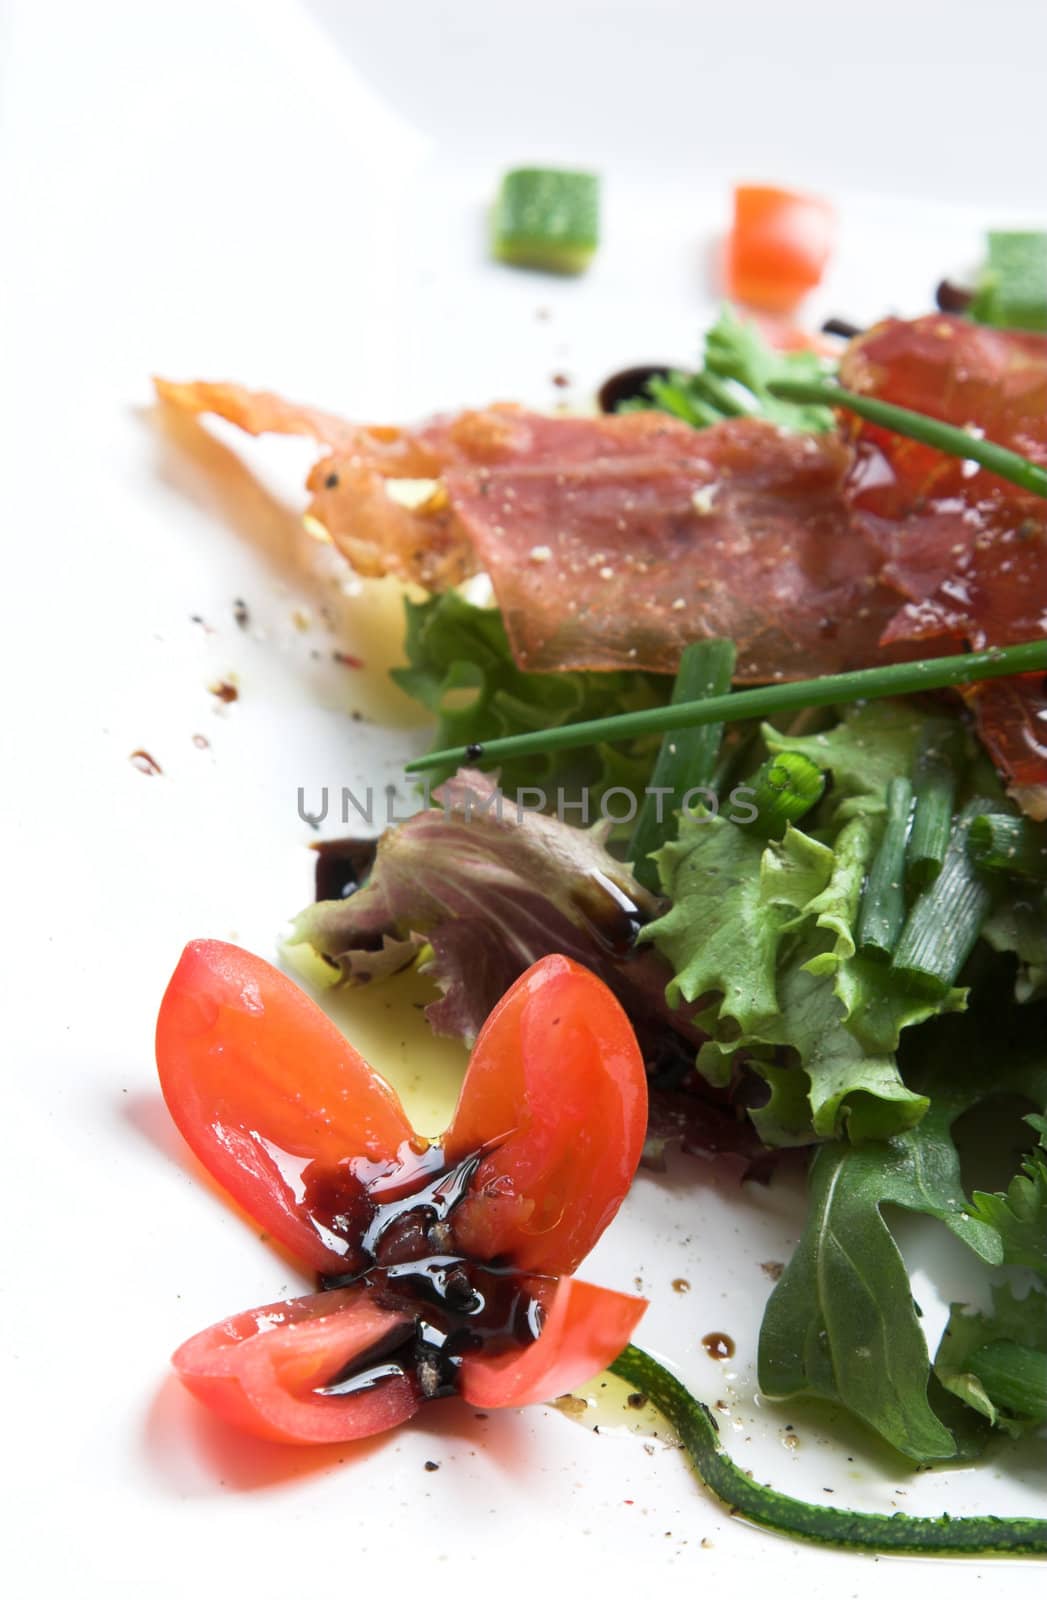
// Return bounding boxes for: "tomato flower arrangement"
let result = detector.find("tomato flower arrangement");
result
[156,941,649,1443]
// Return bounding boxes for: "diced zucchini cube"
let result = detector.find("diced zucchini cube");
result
[492,167,600,275]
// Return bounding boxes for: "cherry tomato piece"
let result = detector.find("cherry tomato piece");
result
[443,954,648,1276]
[172,1287,419,1444]
[459,1277,647,1409]
[156,940,420,1274]
[725,184,835,314]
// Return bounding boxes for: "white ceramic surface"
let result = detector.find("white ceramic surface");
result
[3,1,1044,1593]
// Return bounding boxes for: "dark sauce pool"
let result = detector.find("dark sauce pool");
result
[309,1144,550,1404]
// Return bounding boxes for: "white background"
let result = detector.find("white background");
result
[2,1,1045,1594]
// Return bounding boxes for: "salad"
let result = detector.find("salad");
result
[153,183,1047,1556]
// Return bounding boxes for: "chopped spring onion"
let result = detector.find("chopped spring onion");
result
[405,639,1047,775]
[491,168,599,274]
[740,749,825,839]
[907,721,962,891]
[857,776,913,960]
[967,813,1047,882]
[764,378,1047,499]
[610,1343,1047,1554]
[627,638,735,891]
[891,800,997,996]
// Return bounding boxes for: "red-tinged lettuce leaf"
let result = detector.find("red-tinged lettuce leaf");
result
[286,770,699,1051]
[643,1081,782,1179]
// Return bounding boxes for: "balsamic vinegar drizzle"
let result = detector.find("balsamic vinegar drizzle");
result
[312,1145,550,1404]
[311,835,378,901]
[597,364,674,413]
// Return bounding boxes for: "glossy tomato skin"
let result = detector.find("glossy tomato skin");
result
[443,954,648,1276]
[725,185,835,314]
[172,1288,419,1443]
[160,946,650,1444]
[156,940,422,1275]
[459,1277,647,1409]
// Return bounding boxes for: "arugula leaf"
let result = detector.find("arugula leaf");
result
[965,1114,1047,1272]
[759,1127,983,1461]
[935,1283,1047,1434]
[620,307,836,433]
[758,995,1047,1460]
[391,590,667,807]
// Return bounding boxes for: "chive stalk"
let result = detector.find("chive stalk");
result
[610,1343,1047,1554]
[891,800,997,995]
[967,814,1047,882]
[404,639,1047,775]
[627,639,735,890]
[857,777,913,960]
[764,378,1047,499]
[739,750,825,838]
[907,721,962,891]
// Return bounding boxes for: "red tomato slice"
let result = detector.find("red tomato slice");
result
[443,955,647,1276]
[459,1277,646,1409]
[173,1288,418,1444]
[725,184,835,314]
[156,940,421,1274]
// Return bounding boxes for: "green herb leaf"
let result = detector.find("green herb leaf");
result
[936,1282,1047,1434]
[392,590,668,810]
[641,809,796,1032]
[644,811,932,1146]
[757,1105,1001,1460]
[758,997,1047,1459]
[762,701,927,823]
[965,1115,1047,1272]
[620,307,836,432]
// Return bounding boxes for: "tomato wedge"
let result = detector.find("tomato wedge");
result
[460,1277,646,1409]
[158,945,650,1447]
[443,954,647,1275]
[725,184,835,314]
[173,1288,419,1443]
[156,940,421,1273]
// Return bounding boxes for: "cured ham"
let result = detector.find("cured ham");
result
[155,313,1047,798]
[155,380,708,591]
[839,315,1047,808]
[155,377,898,681]
[444,420,899,678]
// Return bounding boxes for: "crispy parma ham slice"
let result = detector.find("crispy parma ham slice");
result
[155,379,701,591]
[156,313,1046,799]
[444,420,899,678]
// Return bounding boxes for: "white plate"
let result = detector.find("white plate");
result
[3,1,1044,1593]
